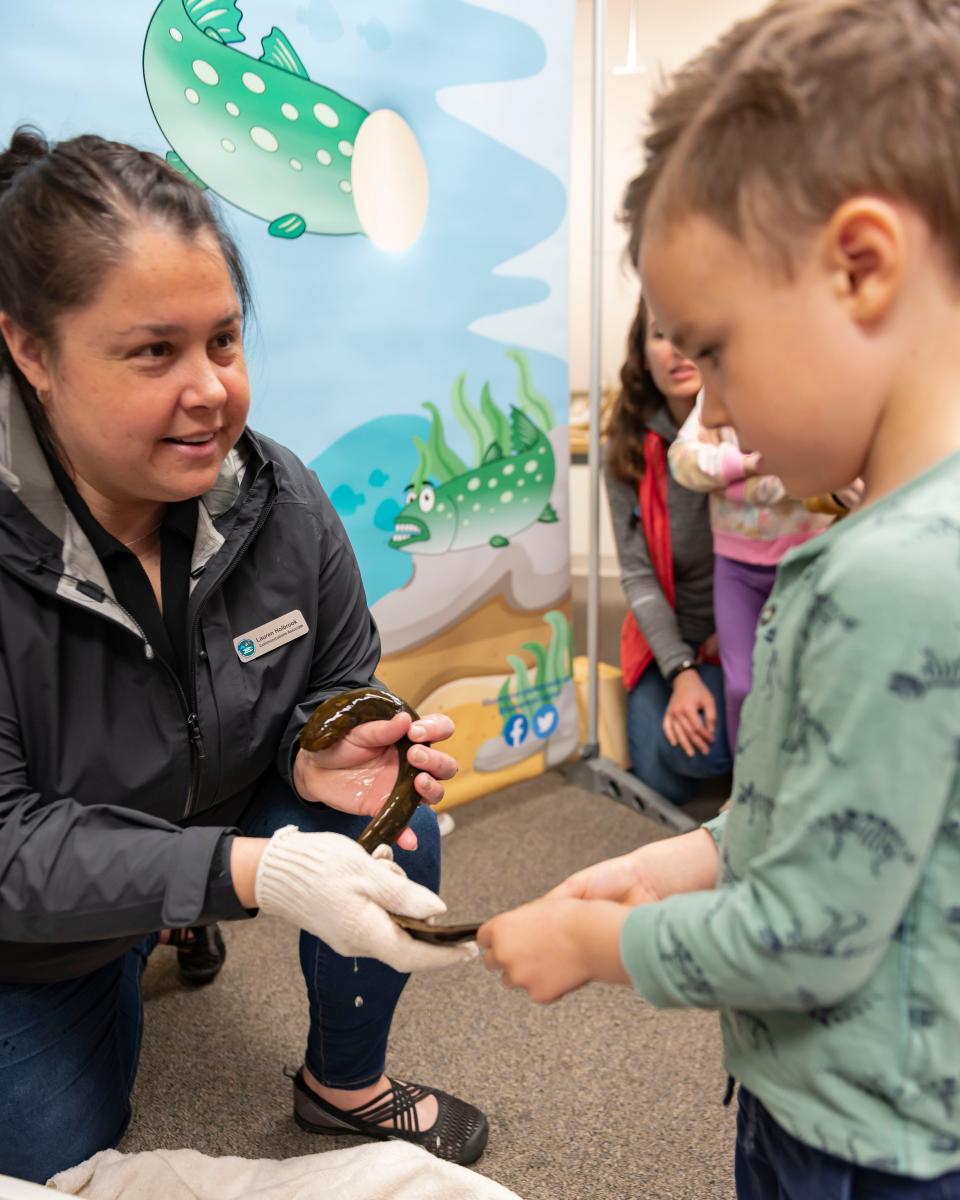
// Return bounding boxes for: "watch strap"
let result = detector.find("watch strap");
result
[666,658,698,685]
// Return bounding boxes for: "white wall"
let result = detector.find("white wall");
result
[568,0,767,578]
[568,0,768,394]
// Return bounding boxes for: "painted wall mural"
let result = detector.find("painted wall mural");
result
[143,0,429,248]
[0,0,576,808]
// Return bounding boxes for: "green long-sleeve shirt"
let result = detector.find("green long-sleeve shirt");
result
[621,451,960,1179]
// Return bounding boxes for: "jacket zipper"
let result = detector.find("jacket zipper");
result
[95,593,205,819]
[24,477,275,819]
[29,560,205,818]
[180,487,275,817]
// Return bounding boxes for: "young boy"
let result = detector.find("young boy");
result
[478,2,960,1195]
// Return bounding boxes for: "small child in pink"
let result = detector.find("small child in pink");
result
[668,396,830,751]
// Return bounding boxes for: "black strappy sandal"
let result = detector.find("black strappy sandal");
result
[166,924,226,987]
[286,1066,489,1166]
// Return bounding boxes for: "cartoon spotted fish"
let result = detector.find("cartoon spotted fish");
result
[143,0,428,247]
[390,408,557,554]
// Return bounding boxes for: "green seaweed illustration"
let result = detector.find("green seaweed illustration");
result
[507,349,555,432]
[496,611,573,725]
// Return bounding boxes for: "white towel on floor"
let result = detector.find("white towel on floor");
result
[46,1142,522,1200]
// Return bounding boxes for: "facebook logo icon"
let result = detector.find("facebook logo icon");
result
[502,713,529,748]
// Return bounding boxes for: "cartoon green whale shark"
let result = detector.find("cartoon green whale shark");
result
[390,408,557,555]
[143,0,428,247]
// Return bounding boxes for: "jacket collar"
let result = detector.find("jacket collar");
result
[0,372,263,614]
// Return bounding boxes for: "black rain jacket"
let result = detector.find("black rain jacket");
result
[0,377,380,981]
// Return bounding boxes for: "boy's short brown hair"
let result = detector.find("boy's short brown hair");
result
[627,0,960,275]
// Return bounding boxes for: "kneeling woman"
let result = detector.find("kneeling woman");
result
[603,299,731,804]
[0,129,486,1183]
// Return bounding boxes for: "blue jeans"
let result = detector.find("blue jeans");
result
[627,660,732,804]
[0,772,440,1183]
[736,1088,960,1199]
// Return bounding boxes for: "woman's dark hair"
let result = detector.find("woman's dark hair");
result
[604,296,669,484]
[0,127,252,448]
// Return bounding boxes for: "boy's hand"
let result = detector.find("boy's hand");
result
[478,898,630,1004]
[546,853,661,907]
[664,669,716,757]
[833,478,865,511]
[548,831,721,917]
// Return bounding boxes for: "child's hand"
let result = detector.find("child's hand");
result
[546,853,661,907]
[699,633,720,661]
[478,897,630,1004]
[742,450,764,476]
[833,478,865,510]
[664,669,716,757]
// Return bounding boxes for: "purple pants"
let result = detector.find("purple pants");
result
[713,555,778,754]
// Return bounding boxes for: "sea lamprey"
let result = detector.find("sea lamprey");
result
[299,687,419,852]
[299,687,481,944]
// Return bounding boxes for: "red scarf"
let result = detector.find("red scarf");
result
[619,430,675,690]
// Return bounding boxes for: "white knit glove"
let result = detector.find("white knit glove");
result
[254,825,477,973]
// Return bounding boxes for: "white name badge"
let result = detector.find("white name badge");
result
[233,609,309,662]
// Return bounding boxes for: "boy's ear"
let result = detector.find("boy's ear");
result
[0,313,54,392]
[822,198,904,324]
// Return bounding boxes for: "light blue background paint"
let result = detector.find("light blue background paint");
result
[0,0,573,604]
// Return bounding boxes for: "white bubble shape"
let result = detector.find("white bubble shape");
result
[488,478,498,488]
[338,140,354,157]
[467,478,480,492]
[502,463,515,475]
[281,103,299,121]
[225,102,240,116]
[289,158,303,171]
[250,126,279,153]
[351,109,429,253]
[221,139,236,153]
[185,88,200,105]
[169,27,183,42]
[316,148,332,166]
[524,460,537,473]
[501,491,514,504]
[192,60,219,86]
[242,71,265,94]
[313,102,340,128]
[339,179,352,193]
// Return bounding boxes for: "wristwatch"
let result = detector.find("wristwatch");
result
[666,658,698,685]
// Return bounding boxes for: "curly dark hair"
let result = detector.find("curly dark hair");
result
[604,296,670,483]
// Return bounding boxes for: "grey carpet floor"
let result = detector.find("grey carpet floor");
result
[128,772,737,1200]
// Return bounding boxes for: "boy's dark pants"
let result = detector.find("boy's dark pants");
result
[736,1088,960,1199]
